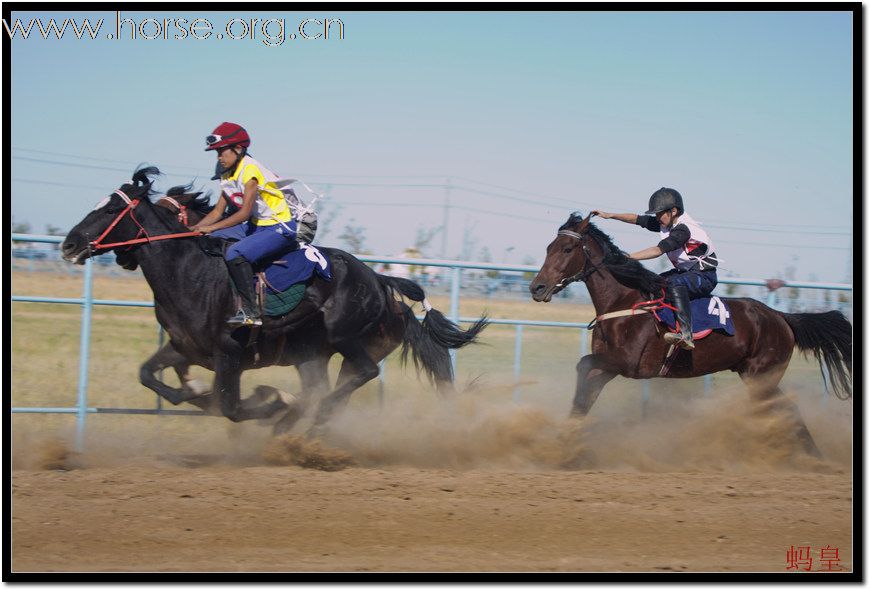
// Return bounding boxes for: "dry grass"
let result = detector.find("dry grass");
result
[11,269,846,447]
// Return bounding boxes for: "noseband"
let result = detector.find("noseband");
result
[554,229,600,289]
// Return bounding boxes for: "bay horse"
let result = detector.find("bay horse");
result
[529,212,852,456]
[61,167,487,433]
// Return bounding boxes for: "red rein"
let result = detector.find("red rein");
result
[89,196,200,251]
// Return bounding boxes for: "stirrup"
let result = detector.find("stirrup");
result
[227,310,262,327]
[663,331,694,350]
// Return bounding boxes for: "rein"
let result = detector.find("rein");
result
[590,295,677,327]
[89,190,201,251]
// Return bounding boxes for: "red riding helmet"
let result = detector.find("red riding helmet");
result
[204,122,251,151]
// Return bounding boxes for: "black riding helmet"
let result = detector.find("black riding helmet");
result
[645,187,684,216]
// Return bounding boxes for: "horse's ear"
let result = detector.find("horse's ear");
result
[577,212,594,232]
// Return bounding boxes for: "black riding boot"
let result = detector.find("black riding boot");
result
[225,257,262,326]
[663,284,694,350]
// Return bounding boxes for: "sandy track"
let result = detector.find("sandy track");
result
[11,463,851,573]
[11,387,853,574]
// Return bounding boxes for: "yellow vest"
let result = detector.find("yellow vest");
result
[221,156,292,226]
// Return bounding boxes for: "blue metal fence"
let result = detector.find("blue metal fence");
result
[11,234,854,450]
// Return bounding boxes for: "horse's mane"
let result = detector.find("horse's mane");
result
[130,165,161,196]
[165,183,215,217]
[126,166,215,218]
[561,213,666,297]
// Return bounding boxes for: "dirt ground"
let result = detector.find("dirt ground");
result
[10,385,853,574]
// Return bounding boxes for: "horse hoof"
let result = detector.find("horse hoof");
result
[185,378,211,396]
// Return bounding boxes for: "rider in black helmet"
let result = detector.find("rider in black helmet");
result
[592,188,719,350]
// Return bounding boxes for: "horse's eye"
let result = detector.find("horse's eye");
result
[563,246,573,254]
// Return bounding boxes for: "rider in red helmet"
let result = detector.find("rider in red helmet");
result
[592,188,719,350]
[192,122,300,326]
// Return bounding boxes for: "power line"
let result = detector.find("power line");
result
[12,177,110,191]
[11,156,205,180]
[13,147,854,234]
[13,146,201,171]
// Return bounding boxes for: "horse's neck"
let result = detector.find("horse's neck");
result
[134,234,228,314]
[583,259,637,316]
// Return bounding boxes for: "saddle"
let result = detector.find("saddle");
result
[652,295,735,341]
[253,244,332,317]
[202,237,332,318]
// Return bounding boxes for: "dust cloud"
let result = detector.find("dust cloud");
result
[12,378,851,474]
[320,378,852,473]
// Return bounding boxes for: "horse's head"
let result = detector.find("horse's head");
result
[113,184,213,271]
[61,166,160,265]
[529,211,597,303]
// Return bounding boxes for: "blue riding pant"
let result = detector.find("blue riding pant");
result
[660,269,717,299]
[223,220,299,265]
[210,223,247,241]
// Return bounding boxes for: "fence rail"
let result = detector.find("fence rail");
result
[11,234,853,450]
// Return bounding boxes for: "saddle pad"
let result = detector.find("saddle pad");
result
[258,244,332,293]
[655,295,735,336]
[264,282,307,317]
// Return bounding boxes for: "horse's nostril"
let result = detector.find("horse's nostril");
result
[531,283,545,295]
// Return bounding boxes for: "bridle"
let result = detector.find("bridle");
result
[157,196,189,226]
[88,189,200,252]
[553,228,601,290]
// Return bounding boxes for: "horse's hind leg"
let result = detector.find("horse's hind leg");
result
[272,356,332,435]
[309,341,380,432]
[740,369,823,458]
[572,354,617,416]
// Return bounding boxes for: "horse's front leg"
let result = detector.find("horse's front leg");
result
[213,348,287,422]
[140,343,215,412]
[571,354,617,416]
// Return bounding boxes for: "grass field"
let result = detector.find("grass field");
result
[11,268,852,461]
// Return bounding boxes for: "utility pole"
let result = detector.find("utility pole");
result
[440,177,451,259]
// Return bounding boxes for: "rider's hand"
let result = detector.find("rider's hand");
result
[591,210,612,219]
[194,225,214,234]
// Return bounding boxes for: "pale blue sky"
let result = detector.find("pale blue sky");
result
[8,9,854,282]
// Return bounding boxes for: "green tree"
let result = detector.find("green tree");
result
[480,246,498,279]
[413,225,440,256]
[522,255,538,282]
[12,217,31,234]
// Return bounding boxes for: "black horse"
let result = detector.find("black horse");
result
[120,187,465,422]
[529,212,852,456]
[62,167,487,433]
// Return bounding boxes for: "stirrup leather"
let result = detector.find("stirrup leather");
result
[227,309,263,326]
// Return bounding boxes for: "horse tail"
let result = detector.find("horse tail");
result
[377,274,488,387]
[782,310,852,400]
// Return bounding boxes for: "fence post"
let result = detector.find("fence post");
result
[641,380,650,419]
[156,325,165,412]
[75,258,94,451]
[449,266,461,374]
[513,324,523,402]
[378,359,385,407]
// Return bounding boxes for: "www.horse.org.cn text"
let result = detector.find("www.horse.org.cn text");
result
[2,11,346,46]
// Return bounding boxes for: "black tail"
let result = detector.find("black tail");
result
[378,274,488,388]
[782,310,852,400]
